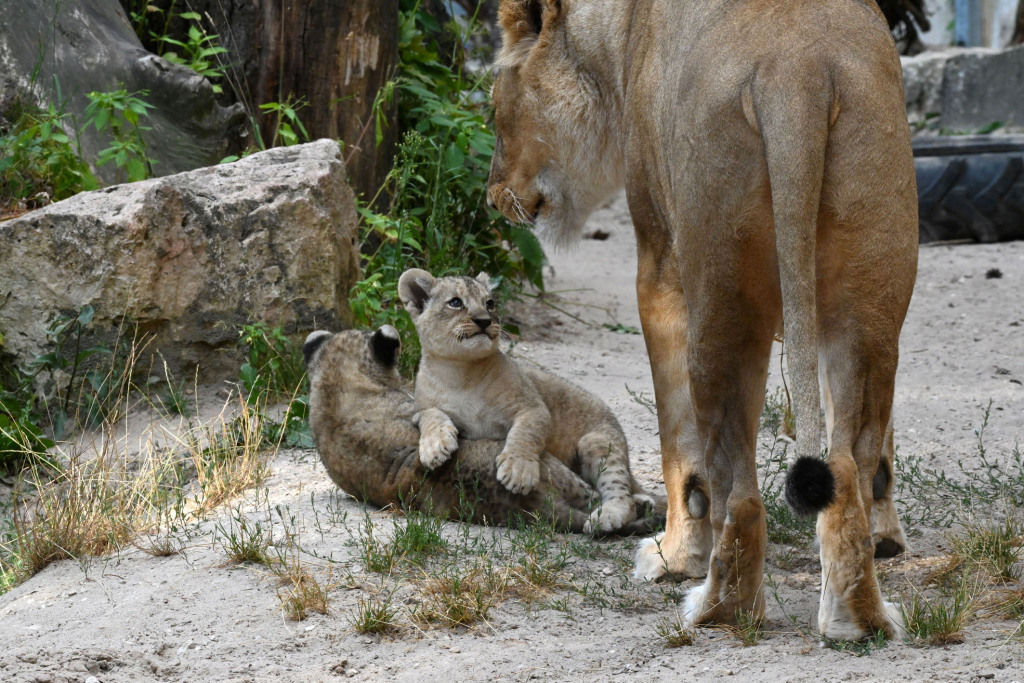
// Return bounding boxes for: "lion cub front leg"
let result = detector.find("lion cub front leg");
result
[414,408,460,469]
[495,406,549,495]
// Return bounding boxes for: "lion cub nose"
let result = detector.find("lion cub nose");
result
[473,317,492,331]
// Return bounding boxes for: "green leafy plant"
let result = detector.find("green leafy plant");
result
[351,2,546,374]
[83,89,156,182]
[256,99,311,149]
[0,98,97,215]
[156,11,229,94]
[237,322,306,401]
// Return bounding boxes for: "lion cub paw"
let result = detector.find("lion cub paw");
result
[495,451,539,495]
[414,410,459,470]
[583,497,636,535]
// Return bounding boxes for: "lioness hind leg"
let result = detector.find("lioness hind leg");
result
[811,327,907,639]
[871,417,908,558]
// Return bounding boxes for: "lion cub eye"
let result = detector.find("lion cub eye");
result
[447,297,464,309]
[485,299,496,311]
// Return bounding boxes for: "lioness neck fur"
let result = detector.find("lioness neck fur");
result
[305,325,663,533]
[398,268,658,533]
[487,0,916,640]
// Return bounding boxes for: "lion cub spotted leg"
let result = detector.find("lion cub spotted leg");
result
[577,428,637,533]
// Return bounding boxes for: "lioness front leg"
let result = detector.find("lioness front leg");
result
[414,408,460,469]
[629,202,712,581]
[495,406,549,495]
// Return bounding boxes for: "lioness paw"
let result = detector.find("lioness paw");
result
[633,534,670,581]
[416,415,459,470]
[496,451,539,495]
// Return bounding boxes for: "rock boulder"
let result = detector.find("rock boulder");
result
[0,140,360,379]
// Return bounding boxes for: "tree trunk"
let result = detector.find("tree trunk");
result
[1012,0,1024,45]
[123,0,398,201]
[250,1,398,201]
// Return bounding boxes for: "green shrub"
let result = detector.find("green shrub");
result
[351,1,546,375]
[0,99,97,214]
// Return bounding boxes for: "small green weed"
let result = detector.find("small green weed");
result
[731,608,765,646]
[897,402,1024,529]
[355,513,398,575]
[948,515,1023,582]
[349,592,399,634]
[238,322,306,402]
[391,510,448,565]
[215,502,275,566]
[655,613,696,647]
[900,576,976,646]
[410,562,501,628]
[826,629,888,656]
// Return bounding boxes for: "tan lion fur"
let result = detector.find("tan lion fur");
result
[305,325,661,532]
[486,0,916,639]
[398,268,658,533]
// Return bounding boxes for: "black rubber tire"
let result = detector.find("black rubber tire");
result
[914,135,1024,243]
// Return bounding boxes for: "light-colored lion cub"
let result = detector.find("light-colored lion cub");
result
[398,267,653,533]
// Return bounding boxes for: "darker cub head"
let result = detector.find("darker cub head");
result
[303,325,403,393]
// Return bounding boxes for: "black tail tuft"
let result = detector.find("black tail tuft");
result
[785,456,835,517]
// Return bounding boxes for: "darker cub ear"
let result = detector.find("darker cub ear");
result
[370,325,401,368]
[303,331,332,368]
[398,268,436,318]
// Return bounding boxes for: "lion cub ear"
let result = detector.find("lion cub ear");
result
[475,272,497,291]
[370,325,402,368]
[398,268,436,318]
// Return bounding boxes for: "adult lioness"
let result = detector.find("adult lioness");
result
[486,0,917,639]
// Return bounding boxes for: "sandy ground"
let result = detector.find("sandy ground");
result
[1,195,1023,682]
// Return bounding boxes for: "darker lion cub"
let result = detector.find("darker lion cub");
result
[398,268,655,533]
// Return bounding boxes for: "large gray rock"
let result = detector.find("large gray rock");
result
[0,0,245,185]
[0,140,360,379]
[902,46,1024,133]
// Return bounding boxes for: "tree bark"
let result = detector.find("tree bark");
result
[122,0,398,201]
[1012,0,1024,45]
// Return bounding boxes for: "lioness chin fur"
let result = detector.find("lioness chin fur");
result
[487,0,916,639]
[304,326,663,534]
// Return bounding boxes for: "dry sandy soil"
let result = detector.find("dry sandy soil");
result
[1,195,1023,682]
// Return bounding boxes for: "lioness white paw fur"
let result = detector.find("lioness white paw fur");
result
[583,497,636,534]
[633,533,670,581]
[414,409,459,470]
[680,584,707,627]
[495,450,539,495]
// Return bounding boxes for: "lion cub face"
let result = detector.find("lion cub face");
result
[398,269,500,361]
[487,0,623,246]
